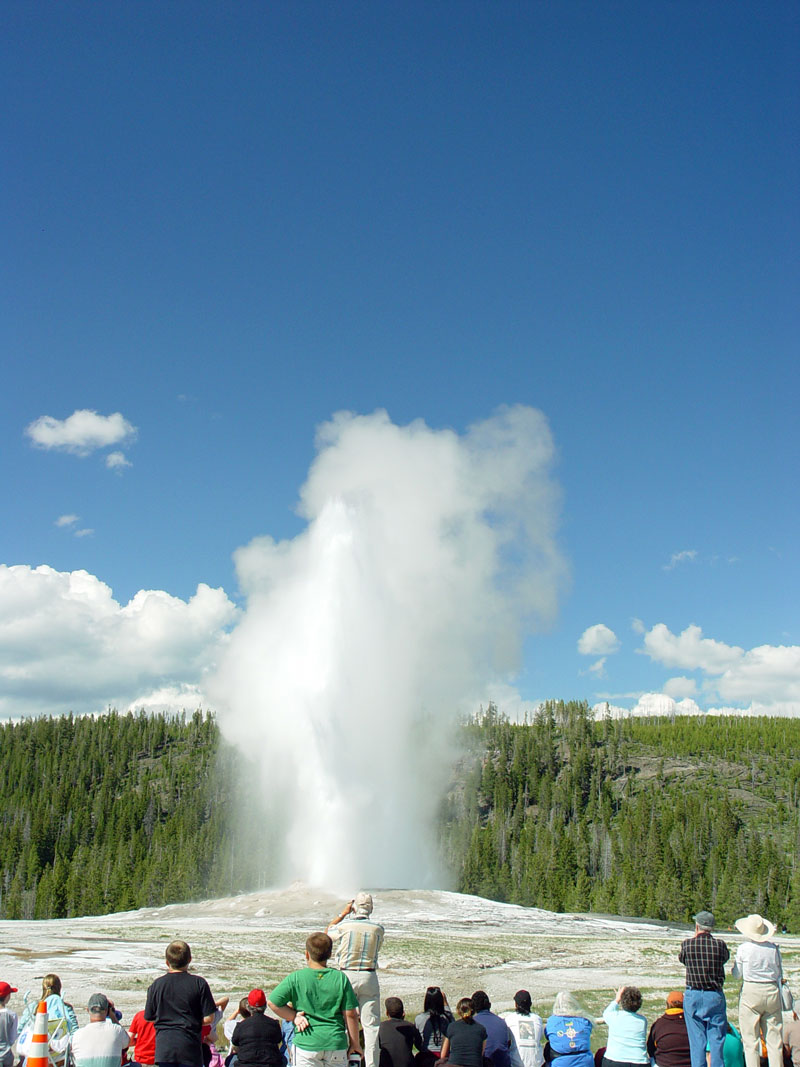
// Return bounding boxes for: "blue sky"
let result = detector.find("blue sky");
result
[2,1,798,718]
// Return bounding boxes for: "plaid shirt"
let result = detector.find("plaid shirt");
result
[679,932,730,992]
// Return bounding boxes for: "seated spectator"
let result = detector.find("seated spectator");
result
[440,998,487,1067]
[378,998,421,1067]
[19,973,79,1065]
[203,996,230,1067]
[129,1005,157,1067]
[224,998,251,1058]
[501,991,543,1067]
[602,987,648,1067]
[783,1012,800,1067]
[415,987,453,1063]
[707,1023,745,1067]
[230,990,284,1067]
[0,981,18,1067]
[544,993,593,1067]
[472,992,511,1067]
[22,993,129,1067]
[647,992,691,1067]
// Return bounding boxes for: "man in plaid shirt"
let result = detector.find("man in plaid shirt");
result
[678,910,730,1067]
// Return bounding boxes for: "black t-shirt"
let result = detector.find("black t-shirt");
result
[447,1019,487,1067]
[378,1019,420,1067]
[231,1014,284,1067]
[144,970,216,1065]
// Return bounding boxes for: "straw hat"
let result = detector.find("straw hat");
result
[735,914,776,942]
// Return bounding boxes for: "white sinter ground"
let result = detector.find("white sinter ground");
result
[1,885,796,1025]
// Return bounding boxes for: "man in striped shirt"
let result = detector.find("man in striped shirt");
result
[678,911,729,1067]
[328,893,384,1067]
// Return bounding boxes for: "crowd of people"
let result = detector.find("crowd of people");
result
[0,901,798,1067]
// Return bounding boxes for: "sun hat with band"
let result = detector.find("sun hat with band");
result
[735,914,777,942]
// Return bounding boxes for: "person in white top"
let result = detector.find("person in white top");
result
[501,992,544,1067]
[731,914,784,1067]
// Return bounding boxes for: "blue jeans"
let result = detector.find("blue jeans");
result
[684,989,727,1067]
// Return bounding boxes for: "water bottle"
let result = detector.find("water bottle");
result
[348,1054,361,1067]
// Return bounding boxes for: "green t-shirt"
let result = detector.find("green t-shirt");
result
[270,967,357,1052]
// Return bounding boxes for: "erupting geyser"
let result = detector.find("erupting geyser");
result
[208,405,566,889]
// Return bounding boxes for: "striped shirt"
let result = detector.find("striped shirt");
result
[679,932,729,992]
[330,916,384,970]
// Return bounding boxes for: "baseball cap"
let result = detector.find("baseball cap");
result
[247,989,266,1008]
[0,983,17,999]
[88,993,110,1014]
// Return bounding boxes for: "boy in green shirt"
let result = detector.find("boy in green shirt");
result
[269,933,362,1067]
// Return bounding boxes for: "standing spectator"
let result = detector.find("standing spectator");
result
[0,982,18,1067]
[647,992,691,1067]
[679,911,729,1067]
[501,991,543,1067]
[543,992,593,1067]
[327,894,384,1067]
[130,1006,158,1067]
[440,998,487,1067]
[230,990,284,1067]
[268,931,361,1067]
[414,987,453,1064]
[471,992,511,1067]
[731,915,784,1067]
[602,987,648,1067]
[378,998,421,1067]
[144,940,217,1067]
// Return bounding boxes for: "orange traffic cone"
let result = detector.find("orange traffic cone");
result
[26,1000,50,1067]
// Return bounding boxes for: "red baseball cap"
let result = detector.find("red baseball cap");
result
[247,989,266,1008]
[0,983,18,999]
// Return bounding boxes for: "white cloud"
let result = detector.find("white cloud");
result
[0,564,238,717]
[638,623,800,714]
[641,622,742,673]
[25,410,136,456]
[578,623,620,656]
[74,528,94,538]
[587,657,606,676]
[663,675,698,699]
[55,514,79,528]
[105,451,131,471]
[663,549,697,571]
[631,617,646,634]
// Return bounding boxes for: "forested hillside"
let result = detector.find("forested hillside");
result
[0,710,266,919]
[1,704,799,925]
[441,701,800,927]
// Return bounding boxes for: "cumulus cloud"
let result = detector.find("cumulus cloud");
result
[0,565,238,717]
[642,622,742,673]
[25,410,136,456]
[663,676,698,699]
[578,623,620,656]
[105,451,132,471]
[638,623,800,714]
[664,549,697,571]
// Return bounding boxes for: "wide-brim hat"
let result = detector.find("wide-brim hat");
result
[735,914,776,942]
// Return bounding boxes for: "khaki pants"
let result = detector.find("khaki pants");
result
[343,969,380,1067]
[739,981,783,1067]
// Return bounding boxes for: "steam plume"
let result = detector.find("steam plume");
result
[209,406,566,889]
